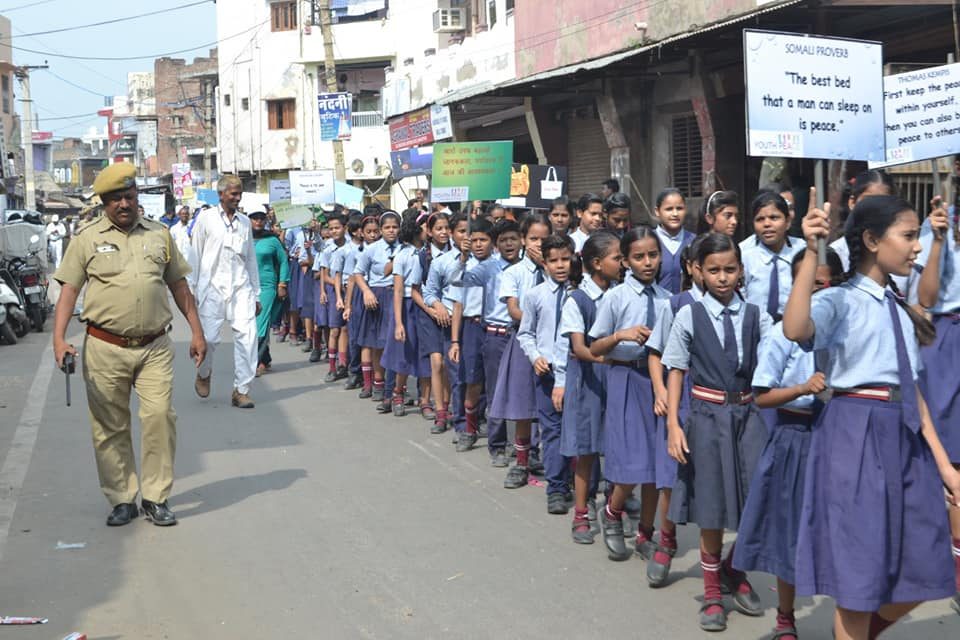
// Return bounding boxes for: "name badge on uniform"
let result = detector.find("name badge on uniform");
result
[95,243,119,254]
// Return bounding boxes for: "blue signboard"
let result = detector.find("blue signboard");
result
[318,92,352,142]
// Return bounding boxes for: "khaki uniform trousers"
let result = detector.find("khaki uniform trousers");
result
[82,332,177,506]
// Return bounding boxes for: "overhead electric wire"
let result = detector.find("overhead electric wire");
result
[4,0,210,39]
[0,0,57,12]
[13,26,125,90]
[8,19,267,61]
[42,69,112,98]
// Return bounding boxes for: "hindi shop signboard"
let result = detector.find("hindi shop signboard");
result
[430,141,513,202]
[744,30,885,162]
[318,92,353,142]
[289,169,336,205]
[871,62,960,167]
[389,105,454,151]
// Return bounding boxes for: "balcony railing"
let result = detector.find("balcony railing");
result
[351,111,384,128]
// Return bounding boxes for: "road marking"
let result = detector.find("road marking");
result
[0,344,54,563]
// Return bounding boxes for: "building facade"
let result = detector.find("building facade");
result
[155,49,219,183]
[216,0,394,201]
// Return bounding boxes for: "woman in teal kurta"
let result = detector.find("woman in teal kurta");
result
[250,210,289,375]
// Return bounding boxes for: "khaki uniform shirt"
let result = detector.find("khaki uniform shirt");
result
[54,215,191,337]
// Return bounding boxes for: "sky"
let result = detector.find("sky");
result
[4,0,217,138]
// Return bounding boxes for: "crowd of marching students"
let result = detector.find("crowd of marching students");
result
[253,169,960,640]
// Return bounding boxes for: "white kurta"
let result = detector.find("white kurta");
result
[45,222,66,268]
[190,208,260,394]
[169,221,193,264]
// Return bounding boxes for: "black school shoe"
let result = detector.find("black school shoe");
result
[141,499,177,526]
[503,465,528,489]
[344,373,363,390]
[527,449,544,476]
[600,508,631,561]
[951,593,959,615]
[699,601,727,632]
[106,502,138,527]
[547,493,570,515]
[720,566,763,616]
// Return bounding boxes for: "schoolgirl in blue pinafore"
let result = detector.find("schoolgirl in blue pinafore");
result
[415,234,451,360]
[322,238,346,330]
[297,228,316,315]
[589,274,671,488]
[656,226,695,294]
[785,196,960,633]
[354,235,398,349]
[792,270,955,612]
[559,276,608,458]
[489,254,541,422]
[647,284,703,492]
[382,242,431,379]
[284,226,304,330]
[916,207,960,465]
[662,294,770,531]
[312,240,329,330]
[915,204,960,610]
[661,232,773,630]
[734,325,823,582]
[341,237,364,380]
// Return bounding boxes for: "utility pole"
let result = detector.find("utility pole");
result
[318,0,346,182]
[15,64,48,211]
[202,77,213,188]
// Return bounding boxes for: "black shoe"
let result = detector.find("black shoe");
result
[106,502,138,527]
[456,432,478,452]
[699,601,727,632]
[503,465,529,489]
[141,499,177,526]
[477,422,488,438]
[334,365,349,381]
[547,493,570,515]
[344,375,362,390]
[309,348,323,362]
[720,567,763,616]
[600,508,631,561]
[358,387,373,399]
[528,450,544,476]
[376,399,392,414]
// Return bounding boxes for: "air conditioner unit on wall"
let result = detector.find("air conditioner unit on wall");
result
[433,8,465,33]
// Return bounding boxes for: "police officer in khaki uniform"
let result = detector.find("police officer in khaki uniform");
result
[52,163,207,527]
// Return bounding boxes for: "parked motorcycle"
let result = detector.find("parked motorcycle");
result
[0,263,29,344]
[5,234,49,331]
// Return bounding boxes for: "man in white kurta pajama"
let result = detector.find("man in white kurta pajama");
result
[189,176,261,408]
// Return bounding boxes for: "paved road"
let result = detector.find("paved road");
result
[0,309,957,638]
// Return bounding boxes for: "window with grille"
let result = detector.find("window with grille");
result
[267,99,296,130]
[671,114,703,198]
[271,1,298,31]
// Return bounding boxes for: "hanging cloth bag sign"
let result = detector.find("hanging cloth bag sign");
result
[540,166,563,200]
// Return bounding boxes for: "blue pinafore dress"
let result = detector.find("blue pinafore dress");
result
[667,301,767,531]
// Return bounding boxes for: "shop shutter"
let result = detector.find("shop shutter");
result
[566,116,611,199]
[671,114,703,198]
